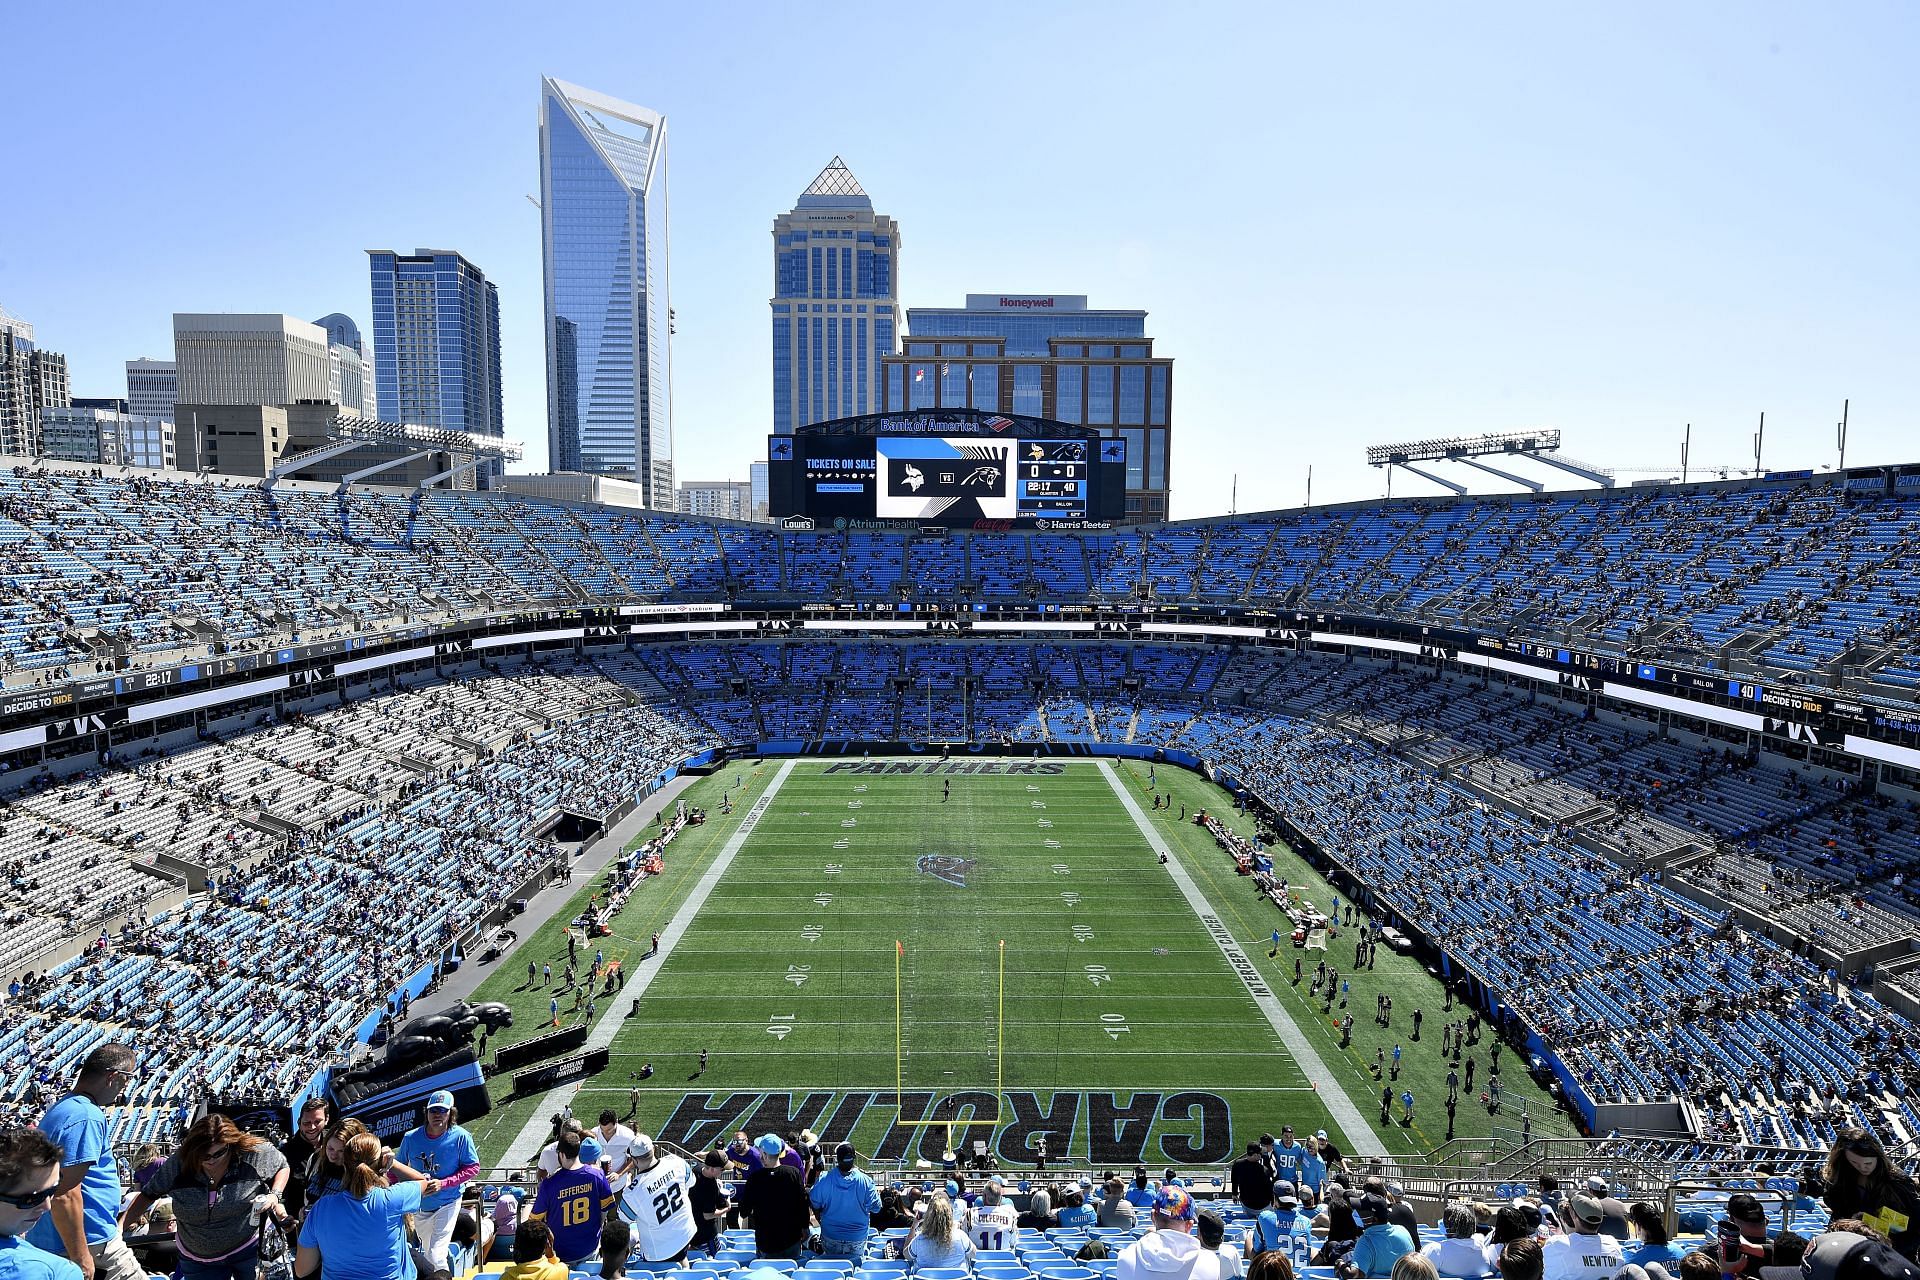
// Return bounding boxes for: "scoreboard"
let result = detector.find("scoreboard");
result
[768,413,1126,530]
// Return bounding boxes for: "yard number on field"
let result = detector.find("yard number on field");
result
[1084,965,1110,986]
[785,965,811,987]
[767,1014,796,1039]
[1101,1013,1131,1040]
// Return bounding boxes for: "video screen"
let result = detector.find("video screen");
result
[878,437,1090,520]
[770,428,1124,528]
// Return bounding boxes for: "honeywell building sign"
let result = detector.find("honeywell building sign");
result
[964,294,1089,312]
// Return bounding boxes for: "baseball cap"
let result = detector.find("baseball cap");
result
[945,1180,960,1198]
[630,1134,655,1163]
[1273,1181,1300,1208]
[1387,1182,1405,1198]
[1316,1130,1328,1140]
[1153,1186,1196,1221]
[1358,1194,1391,1221]
[754,1133,785,1157]
[1802,1233,1920,1280]
[702,1150,727,1170]
[425,1090,454,1111]
[1569,1194,1606,1226]
[835,1142,857,1166]
[1726,1193,1767,1225]
[1586,1176,1610,1195]
[987,1174,1007,1187]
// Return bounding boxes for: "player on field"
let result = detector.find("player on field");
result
[617,1134,696,1265]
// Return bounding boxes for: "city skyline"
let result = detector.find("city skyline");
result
[1,3,1915,516]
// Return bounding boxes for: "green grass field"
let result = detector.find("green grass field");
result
[461,758,1575,1167]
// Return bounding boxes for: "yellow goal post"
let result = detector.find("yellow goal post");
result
[891,938,1005,1131]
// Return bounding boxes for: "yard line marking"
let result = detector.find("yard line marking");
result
[588,1048,1317,1062]
[1096,759,1386,1157]
[560,1090,1328,1097]
[502,759,798,1164]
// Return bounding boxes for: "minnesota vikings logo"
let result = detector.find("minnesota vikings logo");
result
[916,854,977,888]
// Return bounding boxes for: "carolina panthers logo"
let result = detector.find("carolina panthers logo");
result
[917,854,977,888]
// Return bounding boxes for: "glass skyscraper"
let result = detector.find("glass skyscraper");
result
[539,77,673,505]
[366,251,503,436]
[771,158,900,433]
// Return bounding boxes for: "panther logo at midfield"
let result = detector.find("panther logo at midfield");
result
[916,854,977,888]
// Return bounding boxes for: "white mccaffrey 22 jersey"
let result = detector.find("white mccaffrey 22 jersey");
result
[620,1153,696,1260]
[970,1201,1019,1251]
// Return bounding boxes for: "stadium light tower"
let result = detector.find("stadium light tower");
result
[1365,427,1615,492]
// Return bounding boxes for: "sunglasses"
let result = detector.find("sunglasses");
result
[0,1185,56,1210]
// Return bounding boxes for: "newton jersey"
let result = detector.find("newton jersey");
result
[620,1153,697,1261]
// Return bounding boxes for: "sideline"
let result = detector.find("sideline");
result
[435,776,697,1008]
[501,760,799,1163]
[1096,760,1387,1157]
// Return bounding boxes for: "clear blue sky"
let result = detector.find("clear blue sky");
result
[4,1,1915,517]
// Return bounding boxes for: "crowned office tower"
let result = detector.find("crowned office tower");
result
[771,158,900,433]
[365,252,503,436]
[538,77,674,505]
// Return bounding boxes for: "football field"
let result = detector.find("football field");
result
[463,757,1574,1167]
